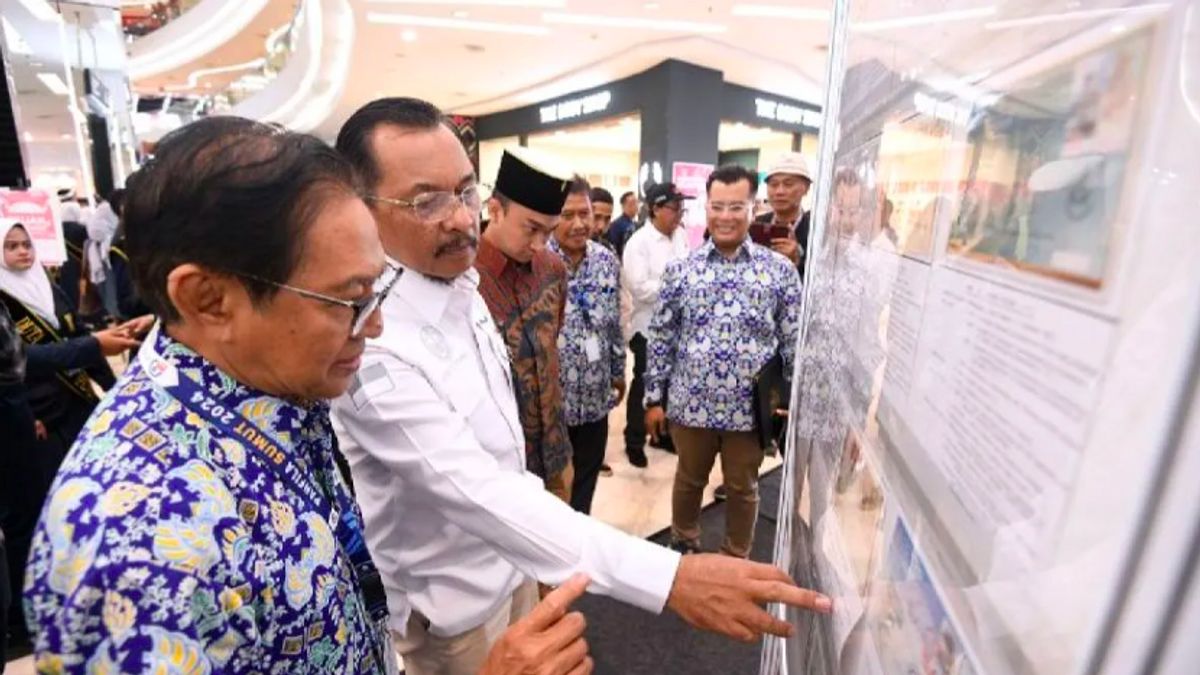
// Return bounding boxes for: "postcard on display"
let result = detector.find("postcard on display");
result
[944,29,1152,291]
[863,516,980,675]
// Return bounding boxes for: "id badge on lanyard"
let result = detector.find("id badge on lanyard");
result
[137,326,396,673]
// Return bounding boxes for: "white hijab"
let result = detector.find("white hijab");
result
[86,201,119,284]
[0,219,59,328]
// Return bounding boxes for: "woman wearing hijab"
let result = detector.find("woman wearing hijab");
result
[0,220,147,473]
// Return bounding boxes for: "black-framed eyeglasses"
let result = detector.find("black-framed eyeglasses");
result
[239,265,403,337]
[366,184,484,223]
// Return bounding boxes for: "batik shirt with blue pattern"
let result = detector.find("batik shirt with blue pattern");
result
[23,329,385,675]
[548,238,626,426]
[644,239,802,431]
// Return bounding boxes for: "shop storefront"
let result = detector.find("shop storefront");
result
[473,58,821,246]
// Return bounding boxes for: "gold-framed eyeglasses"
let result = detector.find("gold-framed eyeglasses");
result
[238,265,403,337]
[366,184,484,223]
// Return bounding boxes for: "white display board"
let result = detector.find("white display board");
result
[767,2,1200,674]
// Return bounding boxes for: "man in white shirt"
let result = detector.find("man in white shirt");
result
[332,97,831,675]
[621,182,691,467]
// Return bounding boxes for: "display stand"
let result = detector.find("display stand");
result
[764,1,1200,673]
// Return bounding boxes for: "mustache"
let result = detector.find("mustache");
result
[435,235,478,257]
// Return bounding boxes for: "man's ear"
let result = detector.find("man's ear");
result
[165,264,243,331]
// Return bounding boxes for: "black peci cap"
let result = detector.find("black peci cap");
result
[493,148,572,216]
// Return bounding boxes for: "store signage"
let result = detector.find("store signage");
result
[754,97,822,129]
[0,189,65,266]
[539,90,612,124]
[912,91,971,127]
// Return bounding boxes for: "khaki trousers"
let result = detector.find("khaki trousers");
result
[544,461,574,504]
[393,580,539,675]
[671,424,765,558]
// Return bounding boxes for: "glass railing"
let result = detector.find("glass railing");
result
[120,0,205,39]
[204,2,302,112]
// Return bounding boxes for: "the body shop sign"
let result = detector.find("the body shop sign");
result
[539,90,612,124]
[0,189,66,266]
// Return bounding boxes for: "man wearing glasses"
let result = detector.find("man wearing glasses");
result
[620,182,691,467]
[644,164,802,558]
[21,116,598,675]
[332,99,830,675]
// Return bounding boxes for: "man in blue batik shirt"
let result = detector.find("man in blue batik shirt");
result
[21,117,595,675]
[644,164,801,558]
[548,178,625,515]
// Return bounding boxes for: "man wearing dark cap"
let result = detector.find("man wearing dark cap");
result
[620,182,691,467]
[476,147,575,501]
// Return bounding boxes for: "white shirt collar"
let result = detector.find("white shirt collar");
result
[389,257,479,327]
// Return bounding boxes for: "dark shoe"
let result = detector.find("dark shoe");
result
[713,485,728,502]
[668,538,701,555]
[599,463,613,477]
[626,447,648,468]
[649,436,676,453]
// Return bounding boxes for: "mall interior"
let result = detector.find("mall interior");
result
[1,1,1198,674]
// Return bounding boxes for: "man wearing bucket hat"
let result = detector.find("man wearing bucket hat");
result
[754,152,813,277]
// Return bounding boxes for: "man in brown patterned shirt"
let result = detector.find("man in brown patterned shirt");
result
[476,148,574,501]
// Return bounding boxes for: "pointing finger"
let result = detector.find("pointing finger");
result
[524,574,590,631]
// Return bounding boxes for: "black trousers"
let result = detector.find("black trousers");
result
[569,416,609,514]
[0,389,38,642]
[1,528,8,670]
[624,334,648,452]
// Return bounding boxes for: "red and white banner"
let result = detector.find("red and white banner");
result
[671,162,713,250]
[0,189,66,266]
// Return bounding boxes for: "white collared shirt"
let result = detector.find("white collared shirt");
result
[621,223,690,337]
[332,263,681,639]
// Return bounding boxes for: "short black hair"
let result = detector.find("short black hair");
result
[619,191,635,205]
[569,176,592,197]
[123,116,360,323]
[589,186,613,205]
[706,164,759,196]
[107,188,126,217]
[335,97,450,191]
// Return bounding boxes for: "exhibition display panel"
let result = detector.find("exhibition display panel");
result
[768,1,1200,674]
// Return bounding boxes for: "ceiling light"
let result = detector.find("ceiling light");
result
[365,0,565,7]
[401,28,418,41]
[453,10,469,18]
[731,4,829,20]
[59,133,72,140]
[542,12,727,33]
[853,6,996,32]
[37,72,70,95]
[367,13,549,34]
[16,0,60,22]
[22,131,33,142]
[984,4,1167,30]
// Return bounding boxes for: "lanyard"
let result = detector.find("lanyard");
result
[137,326,395,673]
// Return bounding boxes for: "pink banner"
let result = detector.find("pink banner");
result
[0,189,66,266]
[672,162,713,250]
